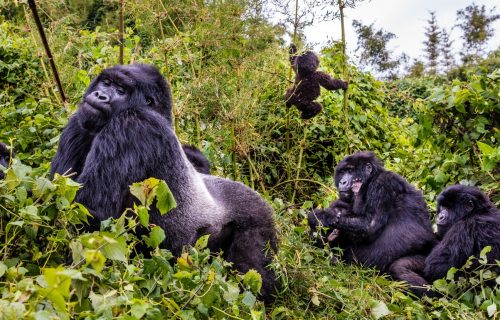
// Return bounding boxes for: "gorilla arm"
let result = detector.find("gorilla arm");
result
[50,115,96,179]
[316,71,347,91]
[74,109,185,222]
[424,221,475,282]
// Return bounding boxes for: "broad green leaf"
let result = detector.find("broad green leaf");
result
[242,291,256,307]
[157,180,177,215]
[477,141,494,156]
[143,226,165,248]
[85,250,106,273]
[130,177,160,207]
[243,269,262,293]
[195,234,210,250]
[101,235,127,262]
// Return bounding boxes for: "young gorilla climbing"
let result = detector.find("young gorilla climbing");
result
[308,151,436,294]
[389,185,500,296]
[285,44,348,119]
[51,64,278,303]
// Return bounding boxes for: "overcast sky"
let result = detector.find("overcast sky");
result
[304,0,500,61]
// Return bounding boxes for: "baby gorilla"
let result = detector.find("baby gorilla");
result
[285,44,348,119]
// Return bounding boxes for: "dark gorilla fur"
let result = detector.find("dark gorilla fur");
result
[182,145,211,174]
[285,44,347,119]
[426,185,500,280]
[0,142,13,180]
[308,151,436,294]
[50,64,278,303]
[392,185,500,295]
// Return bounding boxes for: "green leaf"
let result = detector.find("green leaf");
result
[130,300,149,319]
[477,141,494,156]
[130,177,160,207]
[194,234,210,250]
[370,300,390,319]
[41,267,72,314]
[479,246,492,264]
[0,262,7,278]
[101,235,127,262]
[137,205,150,227]
[223,282,240,303]
[85,250,106,273]
[143,226,166,248]
[242,291,256,307]
[243,269,262,293]
[156,180,177,215]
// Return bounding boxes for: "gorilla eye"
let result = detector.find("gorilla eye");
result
[146,97,154,106]
[102,79,111,86]
[116,87,126,95]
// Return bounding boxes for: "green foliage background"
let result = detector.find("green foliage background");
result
[0,1,499,319]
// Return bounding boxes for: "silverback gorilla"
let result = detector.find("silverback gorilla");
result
[308,151,436,292]
[50,64,277,302]
[390,185,500,296]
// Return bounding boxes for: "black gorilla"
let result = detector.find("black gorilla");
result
[389,185,500,296]
[285,44,347,119]
[182,145,211,174]
[426,185,500,280]
[0,142,13,180]
[308,151,436,287]
[50,64,277,302]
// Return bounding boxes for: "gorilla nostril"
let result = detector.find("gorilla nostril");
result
[93,91,110,102]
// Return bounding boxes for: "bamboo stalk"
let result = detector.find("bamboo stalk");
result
[338,0,350,140]
[119,0,124,64]
[27,0,66,103]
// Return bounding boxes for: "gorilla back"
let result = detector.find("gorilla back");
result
[50,64,278,303]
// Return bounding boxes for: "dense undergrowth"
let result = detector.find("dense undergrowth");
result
[0,1,499,319]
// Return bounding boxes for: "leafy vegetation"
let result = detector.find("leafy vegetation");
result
[0,1,499,319]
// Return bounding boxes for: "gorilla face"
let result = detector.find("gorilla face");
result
[81,77,129,120]
[435,185,483,238]
[77,64,173,132]
[296,51,319,75]
[334,151,381,202]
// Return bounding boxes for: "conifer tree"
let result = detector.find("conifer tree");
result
[440,27,455,71]
[423,11,440,74]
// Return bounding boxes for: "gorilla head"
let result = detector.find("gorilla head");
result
[78,64,172,132]
[334,151,383,203]
[436,185,496,238]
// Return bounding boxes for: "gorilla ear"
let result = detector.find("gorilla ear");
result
[364,162,373,175]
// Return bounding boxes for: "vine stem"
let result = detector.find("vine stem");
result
[291,124,309,204]
[286,0,300,199]
[338,0,350,151]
